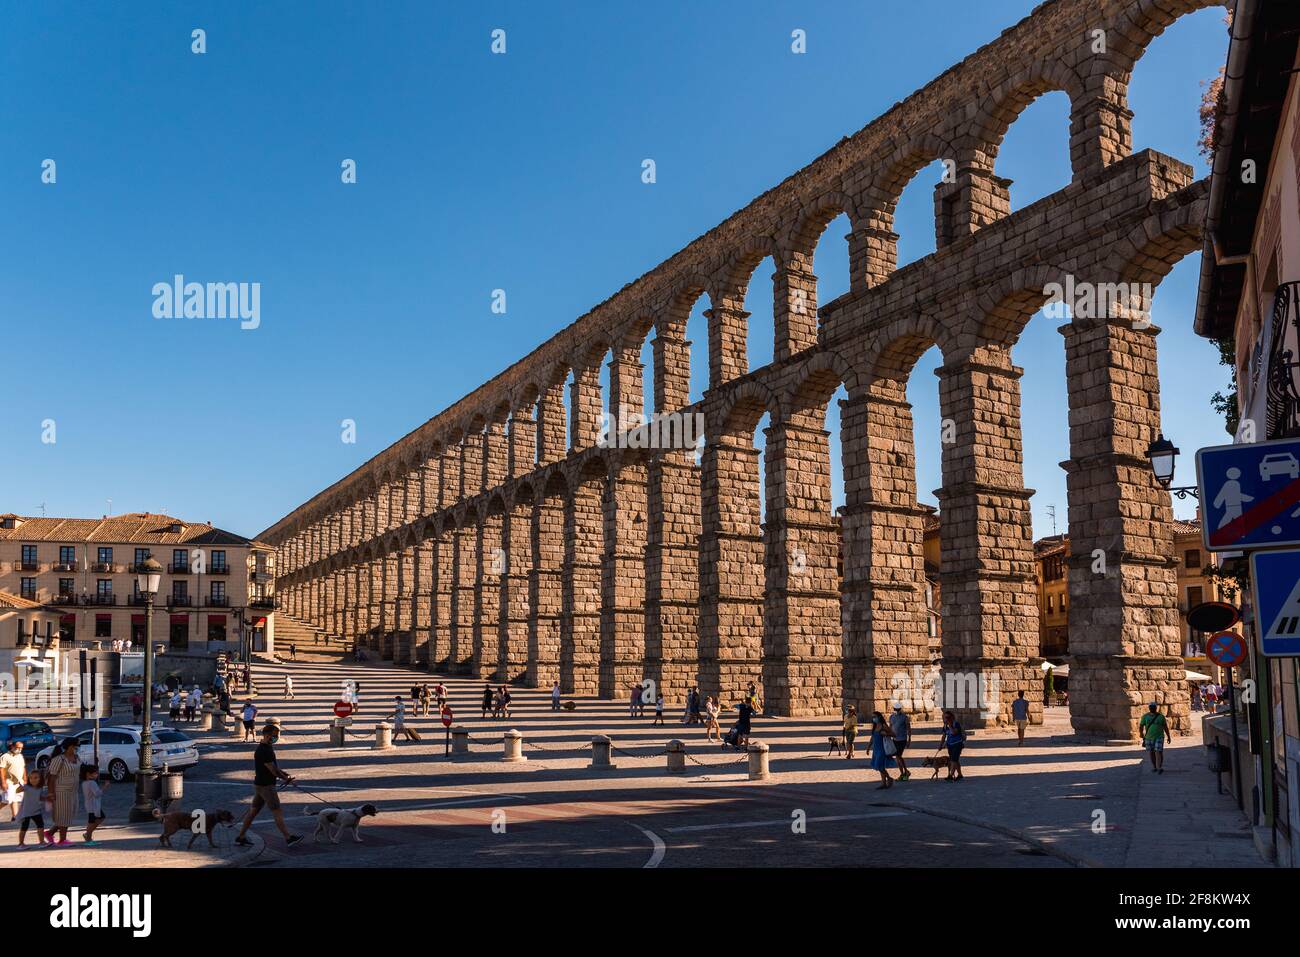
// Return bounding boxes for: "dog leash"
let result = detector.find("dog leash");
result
[277,778,336,808]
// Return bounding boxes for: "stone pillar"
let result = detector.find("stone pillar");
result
[508,408,537,479]
[569,366,602,451]
[421,456,441,517]
[537,381,567,465]
[703,297,748,387]
[474,508,504,679]
[440,443,462,510]
[847,224,899,292]
[772,261,818,362]
[500,494,532,683]
[561,471,603,696]
[601,456,648,698]
[1071,83,1132,181]
[1060,317,1187,739]
[382,551,399,659]
[763,413,842,716]
[935,352,1041,729]
[839,390,933,717]
[934,165,1011,249]
[433,530,454,672]
[529,487,564,688]
[412,542,433,666]
[452,522,476,674]
[483,416,509,491]
[698,433,764,707]
[394,546,415,664]
[461,432,484,499]
[646,446,701,708]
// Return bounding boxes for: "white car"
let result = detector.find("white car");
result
[1259,452,1300,481]
[35,725,199,783]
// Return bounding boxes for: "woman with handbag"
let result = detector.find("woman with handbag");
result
[867,711,896,789]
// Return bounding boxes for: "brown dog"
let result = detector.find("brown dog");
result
[157,807,235,848]
[921,754,950,779]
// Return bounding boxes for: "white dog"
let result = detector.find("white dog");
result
[304,803,379,843]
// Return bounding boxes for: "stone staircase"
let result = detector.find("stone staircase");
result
[274,613,347,659]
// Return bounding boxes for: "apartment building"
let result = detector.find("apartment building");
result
[0,512,276,653]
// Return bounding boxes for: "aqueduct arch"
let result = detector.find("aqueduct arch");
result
[262,0,1225,740]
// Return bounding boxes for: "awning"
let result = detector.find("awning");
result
[170,614,188,624]
[208,614,226,624]
[1186,670,1214,682]
[96,613,111,621]
[131,615,145,624]
[59,614,75,624]
[1044,663,1070,676]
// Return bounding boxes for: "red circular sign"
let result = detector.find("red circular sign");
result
[441,708,453,728]
[334,700,354,718]
[1206,631,1247,669]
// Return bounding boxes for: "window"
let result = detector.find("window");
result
[172,581,188,601]
[1047,595,1054,614]
[1187,585,1204,609]
[134,548,150,567]
[211,550,226,572]
[58,578,73,596]
[59,546,76,567]
[101,731,134,746]
[94,617,112,638]
[172,548,188,571]
[211,581,226,602]
[20,545,37,568]
[97,579,112,597]
[208,619,227,642]
[1185,549,1201,571]
[19,578,35,600]
[97,547,112,565]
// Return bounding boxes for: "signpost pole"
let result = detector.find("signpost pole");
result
[1227,664,1243,810]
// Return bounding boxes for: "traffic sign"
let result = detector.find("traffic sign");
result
[1249,548,1300,657]
[334,700,354,718]
[1206,631,1248,668]
[441,707,453,728]
[1196,437,1300,550]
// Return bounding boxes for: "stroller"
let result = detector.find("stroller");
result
[722,724,747,751]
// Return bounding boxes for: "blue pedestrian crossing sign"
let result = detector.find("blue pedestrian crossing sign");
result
[1249,548,1300,657]
[1196,437,1300,551]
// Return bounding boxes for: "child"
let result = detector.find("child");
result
[15,770,47,849]
[653,695,665,726]
[81,765,107,846]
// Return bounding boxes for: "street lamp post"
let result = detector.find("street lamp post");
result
[1145,433,1199,499]
[128,557,162,822]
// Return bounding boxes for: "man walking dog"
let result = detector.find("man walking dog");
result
[234,723,302,849]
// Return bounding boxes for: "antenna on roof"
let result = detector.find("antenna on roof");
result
[1046,504,1057,538]
[37,502,46,517]
[106,498,112,517]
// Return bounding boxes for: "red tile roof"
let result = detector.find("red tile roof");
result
[0,513,268,548]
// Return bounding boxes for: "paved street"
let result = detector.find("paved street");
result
[0,654,1265,869]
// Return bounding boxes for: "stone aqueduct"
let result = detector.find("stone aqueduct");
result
[262,0,1224,740]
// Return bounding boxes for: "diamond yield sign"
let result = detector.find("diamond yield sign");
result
[1196,438,1300,550]
[1249,547,1300,657]
[1206,631,1247,669]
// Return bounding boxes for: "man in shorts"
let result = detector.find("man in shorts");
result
[1012,690,1030,745]
[241,700,259,741]
[1139,701,1171,774]
[234,723,301,848]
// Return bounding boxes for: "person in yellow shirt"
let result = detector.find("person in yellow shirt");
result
[842,706,859,759]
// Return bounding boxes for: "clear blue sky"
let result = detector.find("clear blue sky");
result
[0,1,1230,540]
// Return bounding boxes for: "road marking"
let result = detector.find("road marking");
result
[665,811,910,833]
[632,824,665,868]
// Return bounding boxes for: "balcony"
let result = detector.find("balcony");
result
[251,569,273,583]
[52,561,77,572]
[168,563,191,575]
[204,596,230,608]
[128,563,152,573]
[167,595,193,608]
[91,562,114,573]
[51,593,80,606]
[248,597,278,611]
[16,561,39,572]
[84,594,117,606]
[126,594,151,607]
[208,564,231,576]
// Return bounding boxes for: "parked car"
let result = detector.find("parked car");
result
[34,725,199,782]
[0,719,57,758]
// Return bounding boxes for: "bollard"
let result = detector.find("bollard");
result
[666,739,686,774]
[589,734,615,770]
[212,710,228,731]
[373,721,394,750]
[198,706,215,731]
[450,725,470,756]
[229,713,246,738]
[328,718,349,747]
[747,740,770,781]
[502,729,526,762]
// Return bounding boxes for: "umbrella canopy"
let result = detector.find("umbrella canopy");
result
[1042,662,1069,676]
[1186,670,1213,682]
